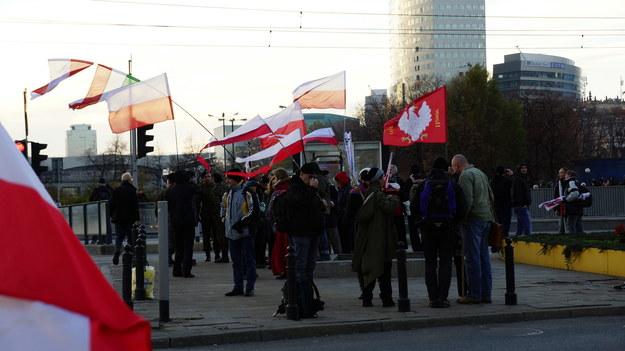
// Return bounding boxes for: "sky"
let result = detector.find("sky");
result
[1,0,624,158]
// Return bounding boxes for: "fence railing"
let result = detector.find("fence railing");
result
[59,201,158,243]
[529,186,625,218]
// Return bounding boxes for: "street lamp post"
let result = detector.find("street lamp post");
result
[209,112,241,172]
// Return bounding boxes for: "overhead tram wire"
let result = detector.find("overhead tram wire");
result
[90,0,625,20]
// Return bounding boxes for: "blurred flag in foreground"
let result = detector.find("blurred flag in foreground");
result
[0,122,152,351]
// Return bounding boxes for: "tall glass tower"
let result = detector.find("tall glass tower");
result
[389,0,486,91]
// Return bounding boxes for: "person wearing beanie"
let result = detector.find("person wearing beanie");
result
[286,162,325,282]
[334,171,353,253]
[511,164,532,235]
[491,166,513,237]
[413,157,466,308]
[222,169,257,296]
[352,167,399,308]
[109,172,140,265]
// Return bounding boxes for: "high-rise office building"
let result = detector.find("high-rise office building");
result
[389,0,486,92]
[66,124,97,157]
[493,53,583,99]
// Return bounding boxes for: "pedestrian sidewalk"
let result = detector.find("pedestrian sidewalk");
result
[90,251,625,349]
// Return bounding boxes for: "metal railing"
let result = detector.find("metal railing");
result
[529,186,625,218]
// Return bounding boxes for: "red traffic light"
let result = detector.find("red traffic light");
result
[15,141,25,152]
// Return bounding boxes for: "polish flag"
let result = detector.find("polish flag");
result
[292,71,346,110]
[0,123,151,350]
[236,129,303,164]
[69,64,139,110]
[206,115,270,148]
[31,58,94,99]
[102,73,174,134]
[303,127,339,146]
[259,102,306,149]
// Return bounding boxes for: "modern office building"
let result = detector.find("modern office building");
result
[66,124,97,157]
[389,0,486,92]
[493,53,583,99]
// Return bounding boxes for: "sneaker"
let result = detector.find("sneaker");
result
[244,290,254,297]
[112,251,120,265]
[457,296,481,304]
[225,289,244,297]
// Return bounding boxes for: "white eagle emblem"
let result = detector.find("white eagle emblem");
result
[397,102,432,142]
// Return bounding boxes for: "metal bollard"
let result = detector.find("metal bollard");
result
[131,224,139,250]
[138,229,148,266]
[396,241,411,312]
[134,235,146,301]
[285,245,299,321]
[504,238,517,305]
[157,201,170,324]
[122,244,134,309]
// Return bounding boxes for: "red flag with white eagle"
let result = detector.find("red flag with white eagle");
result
[31,58,94,99]
[0,123,152,350]
[383,86,447,145]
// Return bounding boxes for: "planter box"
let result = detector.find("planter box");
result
[511,241,625,278]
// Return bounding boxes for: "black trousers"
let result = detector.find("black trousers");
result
[173,224,195,275]
[422,220,454,302]
[362,261,393,303]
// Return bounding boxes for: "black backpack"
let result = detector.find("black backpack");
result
[273,278,325,319]
[575,181,593,207]
[419,180,456,219]
[271,190,290,233]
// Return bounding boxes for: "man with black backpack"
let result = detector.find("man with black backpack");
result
[414,157,466,308]
[562,170,585,234]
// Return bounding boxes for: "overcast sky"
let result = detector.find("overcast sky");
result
[1,0,624,157]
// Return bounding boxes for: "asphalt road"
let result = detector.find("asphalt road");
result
[170,315,625,351]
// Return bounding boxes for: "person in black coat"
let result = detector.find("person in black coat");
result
[511,164,532,235]
[110,172,140,265]
[491,166,513,237]
[166,169,202,278]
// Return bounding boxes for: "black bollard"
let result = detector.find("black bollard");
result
[504,238,517,305]
[138,229,148,266]
[285,245,299,321]
[134,235,146,301]
[396,241,411,312]
[122,244,134,309]
[130,224,139,250]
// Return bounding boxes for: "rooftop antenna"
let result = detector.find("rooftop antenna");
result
[516,45,527,62]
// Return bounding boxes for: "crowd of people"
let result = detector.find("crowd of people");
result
[99,155,597,310]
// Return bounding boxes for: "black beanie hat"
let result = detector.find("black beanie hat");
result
[432,157,449,170]
[226,169,244,183]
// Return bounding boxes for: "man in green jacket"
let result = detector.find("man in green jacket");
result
[451,154,494,305]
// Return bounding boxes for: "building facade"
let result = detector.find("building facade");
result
[493,53,583,99]
[389,0,486,90]
[66,124,97,157]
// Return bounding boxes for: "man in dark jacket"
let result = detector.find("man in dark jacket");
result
[198,170,218,262]
[334,171,353,253]
[414,157,466,308]
[511,164,532,235]
[563,170,584,233]
[166,170,202,278]
[110,172,140,265]
[491,166,513,237]
[286,162,325,281]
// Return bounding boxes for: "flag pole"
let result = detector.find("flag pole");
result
[128,57,138,188]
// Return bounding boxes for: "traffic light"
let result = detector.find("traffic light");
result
[137,124,154,159]
[31,142,48,176]
[15,139,28,159]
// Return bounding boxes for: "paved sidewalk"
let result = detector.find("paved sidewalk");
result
[90,250,625,349]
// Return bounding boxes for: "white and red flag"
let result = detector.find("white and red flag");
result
[302,127,338,146]
[206,115,270,148]
[383,86,447,145]
[31,58,94,99]
[259,102,306,149]
[292,71,346,109]
[235,129,304,164]
[0,123,152,350]
[69,64,139,110]
[102,73,174,134]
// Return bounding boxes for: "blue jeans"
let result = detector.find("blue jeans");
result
[513,206,532,235]
[289,235,320,281]
[228,237,256,291]
[496,207,512,237]
[567,215,584,234]
[462,220,492,300]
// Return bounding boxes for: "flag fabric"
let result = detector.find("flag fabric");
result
[0,123,151,350]
[383,86,447,145]
[206,115,270,148]
[235,129,303,164]
[302,127,338,145]
[31,59,94,99]
[259,102,306,149]
[69,64,139,110]
[102,73,174,134]
[292,71,346,109]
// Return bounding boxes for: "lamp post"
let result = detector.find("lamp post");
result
[209,112,242,171]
